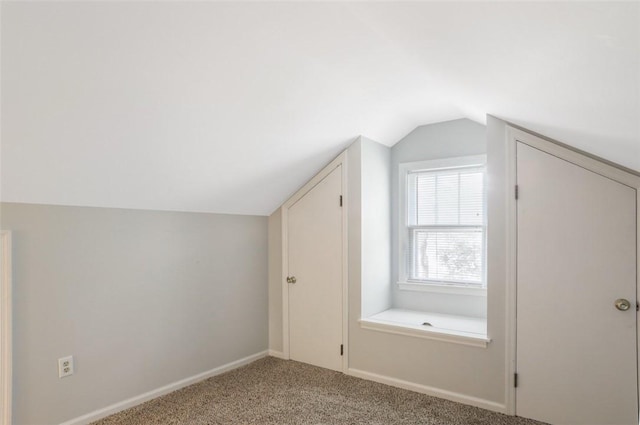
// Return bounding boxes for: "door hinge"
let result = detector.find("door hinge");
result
[636,302,639,312]
[514,373,519,388]
[340,344,344,356]
[339,195,343,207]
[515,185,519,200]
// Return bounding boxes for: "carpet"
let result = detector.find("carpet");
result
[92,356,546,425]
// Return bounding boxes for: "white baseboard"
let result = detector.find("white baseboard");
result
[346,368,507,414]
[267,349,287,359]
[60,350,269,425]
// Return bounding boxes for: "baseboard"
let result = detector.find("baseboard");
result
[267,349,287,359]
[59,350,269,425]
[346,368,507,414]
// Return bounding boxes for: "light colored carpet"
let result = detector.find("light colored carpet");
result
[93,356,546,425]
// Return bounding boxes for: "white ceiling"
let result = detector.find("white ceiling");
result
[2,1,638,216]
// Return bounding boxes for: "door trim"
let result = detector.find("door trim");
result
[505,127,640,417]
[281,152,349,372]
[0,230,12,425]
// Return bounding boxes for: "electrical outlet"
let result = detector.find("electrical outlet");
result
[58,355,74,378]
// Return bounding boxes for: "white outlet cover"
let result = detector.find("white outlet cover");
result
[58,355,74,378]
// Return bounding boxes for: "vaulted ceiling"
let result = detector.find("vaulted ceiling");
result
[2,1,638,215]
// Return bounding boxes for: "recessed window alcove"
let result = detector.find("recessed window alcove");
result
[358,118,489,347]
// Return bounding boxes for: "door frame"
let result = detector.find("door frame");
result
[0,230,12,425]
[504,127,640,416]
[280,152,349,372]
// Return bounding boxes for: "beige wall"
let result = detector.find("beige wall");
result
[1,203,268,424]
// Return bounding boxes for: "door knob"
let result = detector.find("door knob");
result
[615,299,631,311]
[286,276,297,284]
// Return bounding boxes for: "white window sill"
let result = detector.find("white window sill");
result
[359,308,490,348]
[397,282,487,297]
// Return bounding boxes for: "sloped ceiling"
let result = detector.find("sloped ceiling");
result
[2,1,638,216]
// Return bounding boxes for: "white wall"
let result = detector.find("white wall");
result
[1,203,268,424]
[360,138,392,318]
[390,118,487,318]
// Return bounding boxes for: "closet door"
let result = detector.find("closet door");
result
[287,165,343,371]
[516,142,637,425]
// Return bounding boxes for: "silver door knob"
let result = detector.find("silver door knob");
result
[615,299,631,311]
[286,276,297,284]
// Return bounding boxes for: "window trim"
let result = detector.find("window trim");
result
[396,281,488,296]
[398,155,487,290]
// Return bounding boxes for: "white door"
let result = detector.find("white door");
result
[288,165,343,371]
[516,142,638,425]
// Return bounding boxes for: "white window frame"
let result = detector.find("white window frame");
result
[398,155,487,295]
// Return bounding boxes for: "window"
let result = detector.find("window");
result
[399,155,486,289]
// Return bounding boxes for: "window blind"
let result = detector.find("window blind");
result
[407,166,485,285]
